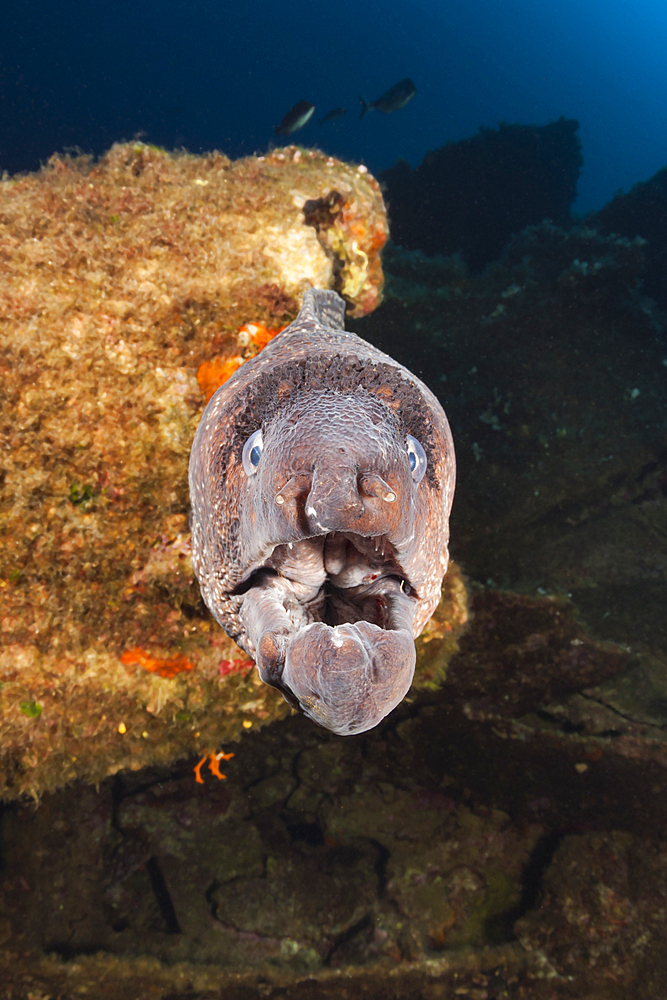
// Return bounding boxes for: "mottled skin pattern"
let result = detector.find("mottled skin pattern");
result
[189,289,455,735]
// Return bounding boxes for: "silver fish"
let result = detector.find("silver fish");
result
[189,289,455,735]
[359,78,417,117]
[318,107,348,125]
[275,100,315,138]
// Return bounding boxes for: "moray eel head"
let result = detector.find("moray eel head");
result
[189,288,454,738]
[235,395,422,735]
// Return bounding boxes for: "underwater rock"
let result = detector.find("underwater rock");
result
[381,117,582,268]
[517,831,667,991]
[442,587,629,716]
[0,585,653,997]
[2,185,667,997]
[354,225,664,603]
[589,163,667,311]
[350,223,667,780]
[0,141,405,800]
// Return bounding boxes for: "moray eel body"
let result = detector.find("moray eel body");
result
[189,289,455,735]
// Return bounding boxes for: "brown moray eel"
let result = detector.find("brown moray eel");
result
[189,289,455,735]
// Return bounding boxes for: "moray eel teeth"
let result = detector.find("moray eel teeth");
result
[188,288,455,736]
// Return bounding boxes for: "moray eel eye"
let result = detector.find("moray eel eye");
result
[242,430,264,475]
[406,434,427,483]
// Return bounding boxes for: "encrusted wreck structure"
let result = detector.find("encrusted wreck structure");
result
[0,142,437,800]
[2,133,667,998]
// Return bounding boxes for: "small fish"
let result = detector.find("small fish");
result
[318,107,348,125]
[359,78,417,118]
[189,289,455,736]
[275,100,315,138]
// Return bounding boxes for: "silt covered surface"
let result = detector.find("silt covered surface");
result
[0,590,657,1000]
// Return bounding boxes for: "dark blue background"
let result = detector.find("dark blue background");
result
[2,0,666,212]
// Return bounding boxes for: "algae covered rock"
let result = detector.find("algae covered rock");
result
[0,142,467,800]
[380,118,582,268]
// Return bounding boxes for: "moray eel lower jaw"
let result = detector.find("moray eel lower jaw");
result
[237,524,419,737]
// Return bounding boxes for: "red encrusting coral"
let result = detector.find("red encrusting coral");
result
[120,647,194,679]
[218,657,254,678]
[196,322,285,402]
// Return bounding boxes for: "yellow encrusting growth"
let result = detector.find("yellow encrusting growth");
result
[0,141,464,801]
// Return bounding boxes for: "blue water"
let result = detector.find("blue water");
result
[2,0,667,212]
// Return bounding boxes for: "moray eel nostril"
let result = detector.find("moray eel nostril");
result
[359,473,396,502]
[274,473,311,506]
[188,288,455,735]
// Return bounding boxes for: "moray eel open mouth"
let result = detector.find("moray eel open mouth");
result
[236,529,418,736]
[188,288,455,739]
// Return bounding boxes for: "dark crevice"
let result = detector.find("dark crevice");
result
[484,828,564,944]
[112,768,195,808]
[323,914,372,966]
[517,828,565,912]
[283,741,323,810]
[582,693,667,730]
[146,856,181,934]
[635,457,663,484]
[109,773,125,831]
[368,838,391,898]
[205,878,219,914]
[207,873,262,924]
[534,708,585,734]
[285,819,325,846]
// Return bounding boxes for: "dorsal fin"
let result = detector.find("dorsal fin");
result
[298,288,346,331]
